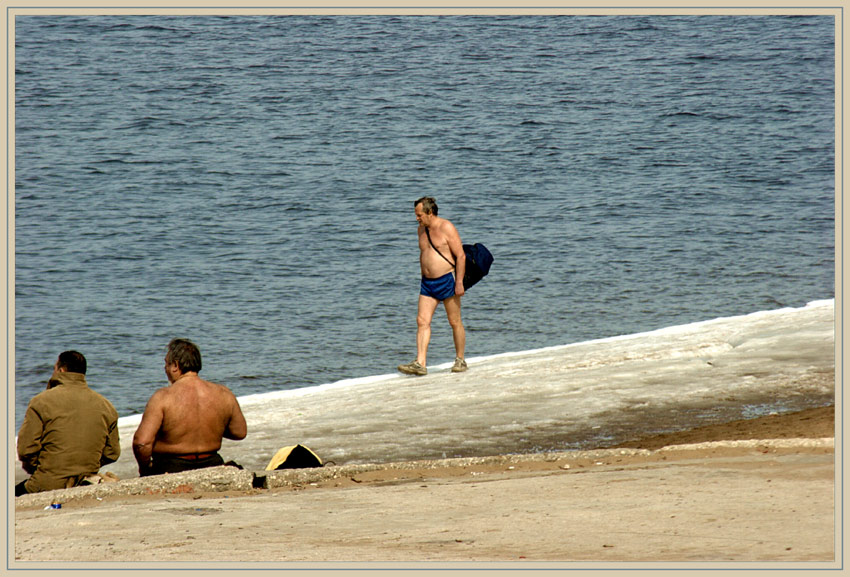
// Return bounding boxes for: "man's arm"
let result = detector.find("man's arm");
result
[444,221,466,296]
[101,415,121,467]
[132,393,164,475]
[17,406,44,474]
[224,396,248,441]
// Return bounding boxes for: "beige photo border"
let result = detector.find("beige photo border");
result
[0,1,844,575]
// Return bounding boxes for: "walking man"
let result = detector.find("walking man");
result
[398,197,468,376]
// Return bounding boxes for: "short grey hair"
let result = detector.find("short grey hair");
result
[414,196,438,216]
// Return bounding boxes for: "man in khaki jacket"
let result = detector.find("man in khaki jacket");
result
[16,351,120,496]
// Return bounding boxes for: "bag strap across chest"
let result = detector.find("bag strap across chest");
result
[425,227,456,268]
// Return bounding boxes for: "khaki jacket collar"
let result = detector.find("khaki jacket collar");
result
[47,371,88,389]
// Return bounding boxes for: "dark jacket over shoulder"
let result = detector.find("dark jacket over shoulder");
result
[17,372,120,493]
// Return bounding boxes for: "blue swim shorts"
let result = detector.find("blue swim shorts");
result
[420,271,456,301]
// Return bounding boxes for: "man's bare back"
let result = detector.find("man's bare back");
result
[133,368,247,475]
[143,374,246,455]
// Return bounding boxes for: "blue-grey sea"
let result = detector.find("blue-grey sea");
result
[13,15,835,430]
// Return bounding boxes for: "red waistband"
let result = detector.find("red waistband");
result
[155,452,217,461]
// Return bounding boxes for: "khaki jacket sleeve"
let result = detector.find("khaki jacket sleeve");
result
[100,412,121,466]
[16,406,44,474]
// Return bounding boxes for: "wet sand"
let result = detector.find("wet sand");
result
[12,405,836,567]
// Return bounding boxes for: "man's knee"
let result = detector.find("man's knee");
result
[445,303,463,329]
[416,305,437,328]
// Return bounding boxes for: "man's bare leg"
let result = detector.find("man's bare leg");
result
[444,294,465,361]
[416,294,440,366]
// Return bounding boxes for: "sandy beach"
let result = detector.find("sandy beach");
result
[12,405,836,569]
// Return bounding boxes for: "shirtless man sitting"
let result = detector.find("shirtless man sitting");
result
[398,196,468,376]
[133,338,247,477]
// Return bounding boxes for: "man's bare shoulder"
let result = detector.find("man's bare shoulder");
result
[437,217,459,237]
[210,380,238,398]
[147,386,172,402]
[190,378,239,403]
[138,387,170,421]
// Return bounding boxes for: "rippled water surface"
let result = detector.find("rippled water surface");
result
[14,16,835,426]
